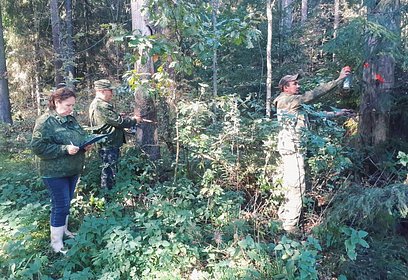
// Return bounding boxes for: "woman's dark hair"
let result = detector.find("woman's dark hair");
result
[48,87,76,110]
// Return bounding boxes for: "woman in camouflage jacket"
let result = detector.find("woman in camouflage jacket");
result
[31,88,91,254]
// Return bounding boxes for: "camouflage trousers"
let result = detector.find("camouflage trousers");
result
[277,151,305,232]
[98,147,120,189]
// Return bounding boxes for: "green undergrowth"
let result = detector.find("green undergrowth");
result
[2,102,408,279]
[1,147,408,279]
[0,148,302,279]
[315,184,408,279]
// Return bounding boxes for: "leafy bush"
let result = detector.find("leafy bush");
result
[273,236,322,280]
[301,104,356,191]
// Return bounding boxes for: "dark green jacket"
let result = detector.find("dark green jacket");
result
[88,97,136,148]
[30,111,87,178]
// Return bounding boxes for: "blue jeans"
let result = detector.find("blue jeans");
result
[43,175,78,227]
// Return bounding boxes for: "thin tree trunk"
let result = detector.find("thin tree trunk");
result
[65,0,75,84]
[131,0,160,160]
[301,0,308,25]
[333,0,340,61]
[333,0,340,38]
[35,73,41,115]
[0,3,11,124]
[32,2,42,115]
[211,0,218,97]
[266,0,273,117]
[50,0,63,87]
[34,31,41,115]
[83,0,92,89]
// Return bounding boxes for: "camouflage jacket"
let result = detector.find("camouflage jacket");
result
[88,97,136,148]
[273,79,342,154]
[30,110,87,178]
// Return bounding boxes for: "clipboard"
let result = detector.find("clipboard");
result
[79,134,109,150]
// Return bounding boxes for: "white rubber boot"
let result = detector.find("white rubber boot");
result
[50,226,66,254]
[64,215,77,238]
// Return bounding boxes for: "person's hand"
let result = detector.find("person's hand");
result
[336,108,355,117]
[337,66,351,81]
[67,144,79,155]
[133,115,142,123]
[84,144,93,152]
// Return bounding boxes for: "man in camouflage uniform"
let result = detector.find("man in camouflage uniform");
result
[274,66,350,232]
[89,79,141,189]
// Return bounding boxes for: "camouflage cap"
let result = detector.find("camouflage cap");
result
[278,74,300,88]
[94,79,115,90]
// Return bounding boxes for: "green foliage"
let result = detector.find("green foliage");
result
[3,95,408,280]
[118,0,262,99]
[397,151,408,167]
[323,18,366,68]
[301,104,356,191]
[3,0,408,279]
[315,184,408,278]
[63,170,277,279]
[176,93,279,193]
[0,153,49,280]
[0,122,33,153]
[5,0,132,111]
[273,236,322,280]
[203,235,277,279]
[0,147,281,279]
[0,123,13,152]
[341,227,369,261]
[338,237,408,280]
[322,184,408,231]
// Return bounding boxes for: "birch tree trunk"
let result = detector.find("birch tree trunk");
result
[359,0,400,147]
[333,0,340,38]
[50,0,63,87]
[131,0,160,160]
[266,0,273,117]
[0,3,11,124]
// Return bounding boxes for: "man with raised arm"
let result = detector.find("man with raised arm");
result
[274,66,351,233]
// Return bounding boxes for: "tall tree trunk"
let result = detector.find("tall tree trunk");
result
[211,0,218,97]
[83,0,92,89]
[0,3,11,124]
[50,0,63,87]
[279,0,293,65]
[131,0,160,160]
[32,2,42,115]
[266,0,274,117]
[359,0,400,147]
[301,0,308,25]
[332,0,340,61]
[64,0,75,85]
[333,0,340,38]
[281,0,293,35]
